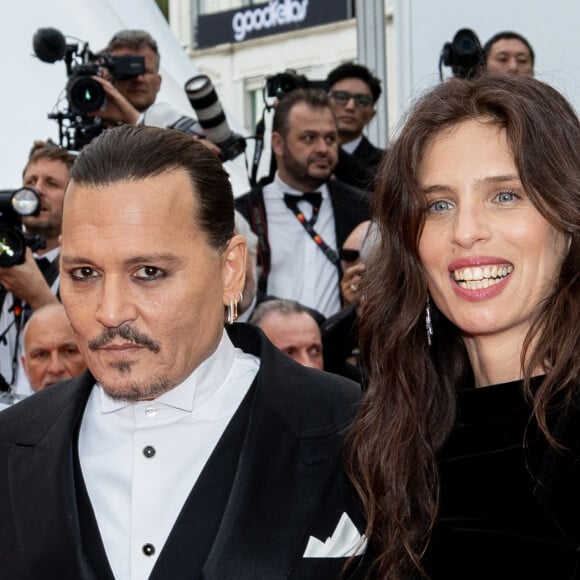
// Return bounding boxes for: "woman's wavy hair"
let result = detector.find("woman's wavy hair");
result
[344,74,580,579]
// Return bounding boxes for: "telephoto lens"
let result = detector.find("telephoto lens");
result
[185,75,246,161]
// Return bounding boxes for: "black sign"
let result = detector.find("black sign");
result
[197,0,349,49]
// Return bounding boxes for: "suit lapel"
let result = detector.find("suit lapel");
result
[8,375,97,578]
[202,387,344,580]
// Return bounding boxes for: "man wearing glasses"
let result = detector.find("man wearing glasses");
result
[326,63,385,191]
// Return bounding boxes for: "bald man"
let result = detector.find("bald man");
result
[250,299,324,370]
[20,303,86,392]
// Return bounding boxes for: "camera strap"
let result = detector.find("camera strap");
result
[283,192,339,266]
[19,257,60,327]
[250,114,266,187]
[8,256,60,385]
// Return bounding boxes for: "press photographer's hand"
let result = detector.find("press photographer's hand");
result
[86,75,141,125]
[0,248,59,310]
[340,262,366,307]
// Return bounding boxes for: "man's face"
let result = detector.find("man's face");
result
[272,102,338,191]
[110,46,162,112]
[328,77,376,143]
[21,305,86,392]
[21,158,69,240]
[258,311,323,370]
[486,38,533,76]
[59,169,245,401]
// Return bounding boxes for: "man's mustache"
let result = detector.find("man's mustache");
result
[88,325,161,353]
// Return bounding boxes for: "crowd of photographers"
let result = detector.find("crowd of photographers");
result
[0,26,536,403]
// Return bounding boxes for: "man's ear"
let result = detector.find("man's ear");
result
[222,234,247,306]
[271,131,284,158]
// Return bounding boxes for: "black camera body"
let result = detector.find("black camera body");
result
[33,27,144,150]
[0,188,45,267]
[442,28,485,79]
[265,69,328,99]
[66,53,145,115]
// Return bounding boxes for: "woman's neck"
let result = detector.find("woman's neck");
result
[463,327,530,387]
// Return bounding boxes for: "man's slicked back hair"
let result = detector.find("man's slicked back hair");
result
[68,125,235,250]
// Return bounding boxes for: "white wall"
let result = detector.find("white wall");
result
[395,0,580,127]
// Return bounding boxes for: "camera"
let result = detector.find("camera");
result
[441,28,485,79]
[265,69,328,99]
[66,53,145,115]
[32,27,145,150]
[185,74,247,162]
[0,188,45,267]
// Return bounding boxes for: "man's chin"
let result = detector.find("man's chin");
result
[129,97,154,113]
[98,375,173,402]
[309,167,333,180]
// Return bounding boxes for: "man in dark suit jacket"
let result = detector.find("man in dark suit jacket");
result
[235,88,370,319]
[326,62,385,191]
[0,125,370,579]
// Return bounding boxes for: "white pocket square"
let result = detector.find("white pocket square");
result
[303,512,368,558]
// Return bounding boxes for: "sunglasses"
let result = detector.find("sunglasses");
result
[339,248,360,263]
[329,90,373,108]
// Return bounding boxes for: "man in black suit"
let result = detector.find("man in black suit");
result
[235,88,370,319]
[0,125,370,579]
[326,62,385,191]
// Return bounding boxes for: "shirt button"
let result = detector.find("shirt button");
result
[143,445,156,458]
[142,543,155,556]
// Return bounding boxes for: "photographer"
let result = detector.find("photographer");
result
[0,146,76,396]
[89,29,220,155]
[235,88,370,319]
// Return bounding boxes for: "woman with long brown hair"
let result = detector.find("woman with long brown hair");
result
[345,74,580,579]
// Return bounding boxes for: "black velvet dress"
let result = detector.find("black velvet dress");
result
[423,379,580,579]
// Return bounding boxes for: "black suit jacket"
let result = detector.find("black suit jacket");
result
[333,137,385,192]
[0,323,371,579]
[235,179,371,296]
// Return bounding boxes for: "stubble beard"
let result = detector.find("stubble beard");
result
[281,149,332,191]
[98,367,173,402]
[88,324,170,402]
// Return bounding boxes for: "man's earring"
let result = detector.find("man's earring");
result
[227,292,243,325]
[425,296,433,346]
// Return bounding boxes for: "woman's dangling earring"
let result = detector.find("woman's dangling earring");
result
[425,296,434,346]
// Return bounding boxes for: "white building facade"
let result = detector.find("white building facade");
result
[167,0,396,185]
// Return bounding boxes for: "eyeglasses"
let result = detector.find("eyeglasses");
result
[339,248,360,263]
[329,90,373,108]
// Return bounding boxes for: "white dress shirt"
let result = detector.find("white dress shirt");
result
[262,174,341,317]
[341,135,363,155]
[78,330,260,580]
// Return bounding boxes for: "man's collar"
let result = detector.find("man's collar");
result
[272,173,329,198]
[341,135,363,155]
[34,246,60,262]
